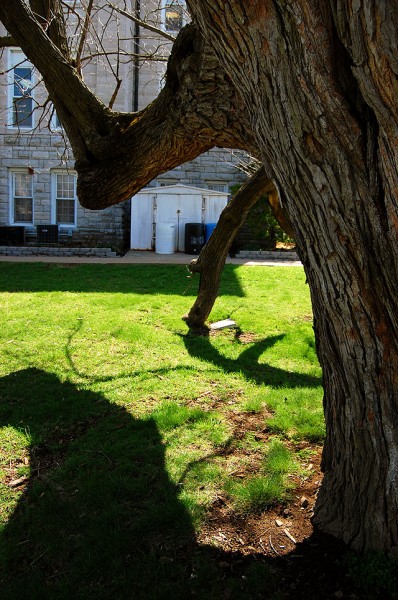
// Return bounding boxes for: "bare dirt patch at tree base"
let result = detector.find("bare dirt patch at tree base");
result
[188,454,364,599]
[180,455,358,599]
[181,402,370,598]
[198,453,321,559]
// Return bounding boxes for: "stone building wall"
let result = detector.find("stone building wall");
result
[0,132,127,250]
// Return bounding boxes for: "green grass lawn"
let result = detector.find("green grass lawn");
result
[0,262,326,598]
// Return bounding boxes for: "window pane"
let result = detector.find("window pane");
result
[13,97,33,127]
[13,67,33,127]
[56,199,75,224]
[12,172,33,223]
[55,173,76,224]
[14,67,32,97]
[57,174,75,199]
[14,172,32,198]
[14,197,33,223]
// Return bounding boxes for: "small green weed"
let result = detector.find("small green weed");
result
[226,473,287,511]
[264,439,297,475]
[226,440,297,511]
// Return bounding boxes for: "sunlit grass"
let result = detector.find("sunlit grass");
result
[226,440,298,511]
[0,262,324,598]
[151,401,208,431]
[266,388,325,441]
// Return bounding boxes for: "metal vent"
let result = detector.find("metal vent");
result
[37,224,59,244]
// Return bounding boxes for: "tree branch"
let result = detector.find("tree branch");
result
[75,0,94,75]
[108,3,177,43]
[183,168,277,328]
[79,50,169,63]
[0,2,255,211]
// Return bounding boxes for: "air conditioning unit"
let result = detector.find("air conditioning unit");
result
[36,224,59,244]
[0,226,25,245]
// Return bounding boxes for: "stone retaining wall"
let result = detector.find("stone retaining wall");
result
[0,246,118,258]
[235,250,299,260]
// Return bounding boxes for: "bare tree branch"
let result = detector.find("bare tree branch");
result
[75,0,94,75]
[79,50,168,63]
[108,76,121,109]
[108,2,176,43]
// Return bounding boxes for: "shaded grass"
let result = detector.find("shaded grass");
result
[0,262,325,598]
[347,550,398,599]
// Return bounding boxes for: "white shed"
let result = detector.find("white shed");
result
[130,184,229,252]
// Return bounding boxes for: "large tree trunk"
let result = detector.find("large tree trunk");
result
[187,0,398,553]
[1,0,397,553]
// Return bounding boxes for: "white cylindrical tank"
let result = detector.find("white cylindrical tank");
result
[155,223,175,254]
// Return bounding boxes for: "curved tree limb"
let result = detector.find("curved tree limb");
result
[183,167,278,328]
[0,0,255,209]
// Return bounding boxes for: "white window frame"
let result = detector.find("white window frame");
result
[9,168,34,226]
[7,49,34,129]
[157,178,180,187]
[51,170,77,228]
[206,181,228,193]
[162,1,187,33]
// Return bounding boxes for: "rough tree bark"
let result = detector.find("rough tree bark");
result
[1,0,397,553]
[187,0,398,553]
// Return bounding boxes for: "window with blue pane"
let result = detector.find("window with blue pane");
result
[13,66,33,127]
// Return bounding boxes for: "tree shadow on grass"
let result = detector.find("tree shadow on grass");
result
[0,369,198,599]
[182,333,321,388]
[0,262,245,297]
[0,369,359,600]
